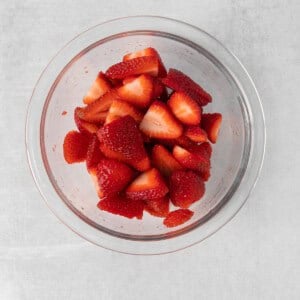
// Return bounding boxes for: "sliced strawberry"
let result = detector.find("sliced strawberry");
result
[170,170,205,208]
[123,47,167,77]
[152,144,182,177]
[201,113,222,143]
[105,100,143,124]
[83,72,111,104]
[139,101,183,139]
[89,166,102,198]
[145,196,170,218]
[185,126,208,143]
[77,90,120,123]
[98,195,144,219]
[173,145,210,175]
[97,115,150,171]
[86,135,103,171]
[117,74,154,108]
[162,68,212,106]
[122,76,138,85]
[74,107,99,134]
[126,168,169,201]
[97,158,134,197]
[155,135,196,150]
[63,130,90,164]
[153,78,168,100]
[105,56,159,79]
[163,209,194,228]
[168,92,202,125]
[198,142,212,159]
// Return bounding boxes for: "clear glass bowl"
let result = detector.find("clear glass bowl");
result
[26,16,265,255]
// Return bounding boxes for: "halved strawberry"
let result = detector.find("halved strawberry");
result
[97,158,134,197]
[98,195,144,219]
[139,101,183,139]
[105,100,143,124]
[123,47,167,77]
[77,90,120,123]
[152,144,182,177]
[86,135,103,171]
[145,196,170,218]
[162,68,212,106]
[117,74,154,108]
[170,170,205,208]
[185,126,208,143]
[63,130,90,164]
[168,92,202,125]
[105,56,159,79]
[126,168,169,201]
[74,107,99,134]
[201,113,222,143]
[83,72,111,104]
[173,145,209,172]
[97,115,150,171]
[163,209,194,228]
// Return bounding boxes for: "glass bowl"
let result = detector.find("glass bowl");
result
[26,16,265,255]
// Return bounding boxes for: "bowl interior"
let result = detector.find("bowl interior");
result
[41,31,249,239]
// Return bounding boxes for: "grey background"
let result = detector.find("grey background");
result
[1,0,299,299]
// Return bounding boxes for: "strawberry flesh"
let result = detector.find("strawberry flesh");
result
[185,126,208,143]
[145,196,170,218]
[86,135,104,171]
[163,209,194,228]
[201,113,222,143]
[74,107,99,135]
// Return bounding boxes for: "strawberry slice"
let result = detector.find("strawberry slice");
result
[162,68,212,106]
[97,115,150,171]
[126,168,169,201]
[163,209,194,228]
[139,101,183,139]
[105,56,159,79]
[123,47,167,77]
[152,144,182,177]
[83,72,111,104]
[153,78,168,100]
[105,100,143,124]
[201,113,222,143]
[168,92,202,125]
[89,166,102,198]
[185,126,208,143]
[77,90,120,123]
[98,195,144,219]
[155,135,196,150]
[173,145,210,179]
[145,196,170,218]
[97,158,134,197]
[63,130,90,164]
[170,170,205,208]
[86,135,103,171]
[74,107,99,134]
[117,74,154,108]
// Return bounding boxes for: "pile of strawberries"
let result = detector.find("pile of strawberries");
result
[63,47,222,228]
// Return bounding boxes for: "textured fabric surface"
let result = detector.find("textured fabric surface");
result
[0,0,299,299]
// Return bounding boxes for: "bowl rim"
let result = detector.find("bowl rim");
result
[25,15,266,255]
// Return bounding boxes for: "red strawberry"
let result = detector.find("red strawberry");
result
[145,196,170,218]
[170,170,205,208]
[83,72,111,104]
[126,168,169,201]
[162,68,212,106]
[152,144,182,177]
[105,56,159,79]
[163,209,194,228]
[140,101,183,139]
[168,92,202,125]
[185,126,208,143]
[98,195,144,219]
[89,166,102,198]
[190,142,212,159]
[86,135,103,171]
[74,107,99,134]
[153,78,168,100]
[155,135,196,150]
[97,158,134,197]
[63,130,90,164]
[105,100,143,124]
[173,145,209,172]
[77,90,120,123]
[97,115,150,171]
[122,76,138,85]
[123,47,167,77]
[117,74,154,108]
[201,113,222,143]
